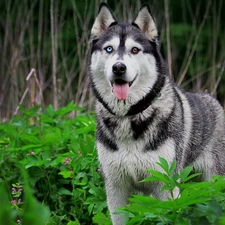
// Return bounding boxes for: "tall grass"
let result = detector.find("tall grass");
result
[0,0,224,120]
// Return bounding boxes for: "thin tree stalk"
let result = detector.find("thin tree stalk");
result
[50,0,58,109]
[210,0,222,96]
[164,0,172,77]
[211,61,225,96]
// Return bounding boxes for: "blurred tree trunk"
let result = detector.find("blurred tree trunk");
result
[50,0,58,109]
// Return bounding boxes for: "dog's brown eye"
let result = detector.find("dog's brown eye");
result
[131,47,140,54]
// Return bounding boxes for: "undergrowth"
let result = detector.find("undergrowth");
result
[117,157,225,225]
[0,103,225,225]
[0,103,107,225]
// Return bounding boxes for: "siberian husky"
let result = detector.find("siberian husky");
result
[88,3,225,225]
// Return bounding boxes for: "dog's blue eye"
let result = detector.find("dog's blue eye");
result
[105,46,113,53]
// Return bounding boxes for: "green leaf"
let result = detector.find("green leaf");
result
[58,171,72,178]
[179,166,195,182]
[93,201,108,214]
[58,188,72,196]
[126,215,145,225]
[67,221,80,225]
[169,160,177,175]
[172,173,180,181]
[89,187,106,199]
[145,169,170,183]
[88,203,95,215]
[92,212,112,225]
[182,173,202,183]
[55,102,83,116]
[157,157,169,174]
[20,144,43,151]
[50,156,64,167]
[44,105,55,118]
[0,137,10,145]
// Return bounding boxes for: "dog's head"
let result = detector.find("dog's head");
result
[89,3,166,116]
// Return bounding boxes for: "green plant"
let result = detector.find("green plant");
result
[0,103,108,224]
[115,157,225,225]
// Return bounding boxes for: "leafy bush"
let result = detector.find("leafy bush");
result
[0,103,108,225]
[116,157,225,225]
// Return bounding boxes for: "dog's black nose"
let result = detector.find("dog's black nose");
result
[112,62,126,76]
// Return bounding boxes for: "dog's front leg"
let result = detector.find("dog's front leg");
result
[105,182,131,225]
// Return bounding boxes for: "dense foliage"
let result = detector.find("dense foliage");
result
[119,158,225,225]
[0,104,225,225]
[0,103,108,225]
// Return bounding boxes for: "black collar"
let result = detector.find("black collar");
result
[125,75,165,116]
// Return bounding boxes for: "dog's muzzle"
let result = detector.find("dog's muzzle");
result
[111,62,129,100]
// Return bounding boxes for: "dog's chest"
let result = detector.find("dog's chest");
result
[100,141,153,182]
[98,134,176,185]
[97,113,176,185]
[113,120,151,180]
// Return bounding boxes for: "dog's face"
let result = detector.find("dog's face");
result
[89,3,165,116]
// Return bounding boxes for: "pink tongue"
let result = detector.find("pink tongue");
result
[113,83,129,100]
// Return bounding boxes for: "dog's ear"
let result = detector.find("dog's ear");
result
[132,4,158,41]
[91,3,117,38]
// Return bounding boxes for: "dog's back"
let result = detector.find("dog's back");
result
[184,92,225,177]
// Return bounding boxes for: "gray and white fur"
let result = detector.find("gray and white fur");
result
[88,3,225,225]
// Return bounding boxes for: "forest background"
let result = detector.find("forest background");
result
[0,0,225,120]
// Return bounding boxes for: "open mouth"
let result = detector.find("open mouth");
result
[114,79,134,86]
[111,77,136,100]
